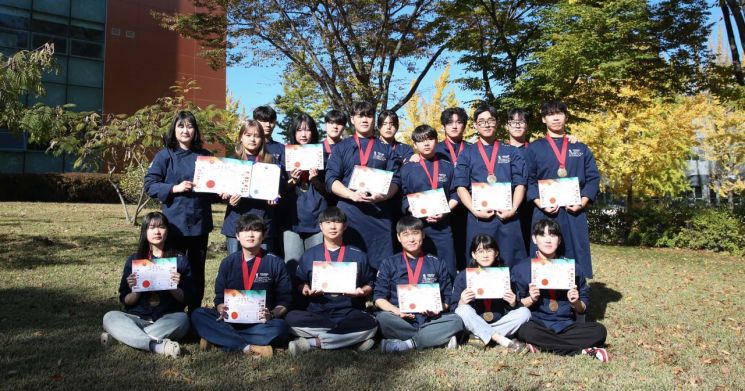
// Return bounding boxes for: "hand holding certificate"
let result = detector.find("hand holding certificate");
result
[131,257,177,292]
[311,261,357,294]
[397,283,443,313]
[349,165,393,195]
[471,182,512,211]
[224,289,267,324]
[285,144,324,170]
[538,177,581,208]
[407,188,451,218]
[193,156,252,197]
[531,258,575,290]
[466,267,511,299]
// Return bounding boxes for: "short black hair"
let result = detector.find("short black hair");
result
[507,108,528,122]
[235,214,266,234]
[540,101,569,117]
[288,112,319,144]
[324,109,348,125]
[411,125,438,142]
[351,101,375,117]
[396,215,423,234]
[377,110,399,128]
[319,206,347,223]
[164,111,203,150]
[473,105,498,123]
[532,219,562,237]
[440,107,468,126]
[253,106,277,122]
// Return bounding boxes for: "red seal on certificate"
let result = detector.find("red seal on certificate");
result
[409,303,416,310]
[206,180,215,188]
[142,280,151,288]
[294,161,301,168]
[481,201,488,208]
[231,312,238,320]
[477,288,484,295]
[358,182,366,188]
[549,197,556,204]
[420,208,427,215]
[542,278,549,286]
[322,282,329,290]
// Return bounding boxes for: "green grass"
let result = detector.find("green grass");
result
[1,202,743,390]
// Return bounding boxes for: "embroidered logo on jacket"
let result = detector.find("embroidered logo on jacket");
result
[421,274,438,284]
[373,151,387,161]
[568,149,583,157]
[498,155,511,164]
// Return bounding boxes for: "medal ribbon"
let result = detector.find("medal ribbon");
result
[403,253,425,285]
[545,135,568,170]
[548,289,558,312]
[241,250,263,290]
[323,139,332,154]
[354,134,375,167]
[418,158,440,190]
[483,298,492,312]
[476,140,499,178]
[445,138,464,163]
[323,245,346,263]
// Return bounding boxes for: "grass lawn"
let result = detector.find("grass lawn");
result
[1,202,743,390]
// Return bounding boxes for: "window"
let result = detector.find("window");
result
[67,85,102,112]
[69,19,104,42]
[31,33,66,53]
[67,57,102,87]
[33,0,71,17]
[70,39,102,58]
[71,0,106,23]
[41,55,67,83]
[31,13,68,36]
[0,28,27,48]
[28,82,67,106]
[0,5,30,29]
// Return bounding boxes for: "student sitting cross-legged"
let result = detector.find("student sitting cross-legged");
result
[450,234,533,353]
[285,206,378,355]
[374,216,463,353]
[513,219,609,362]
[191,214,291,358]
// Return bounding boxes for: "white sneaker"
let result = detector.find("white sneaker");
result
[379,338,402,353]
[100,332,116,347]
[356,338,375,352]
[446,335,458,349]
[288,338,311,356]
[160,339,181,358]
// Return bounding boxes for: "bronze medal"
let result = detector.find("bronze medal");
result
[549,299,559,312]
[486,174,497,184]
[557,167,568,177]
[482,312,494,322]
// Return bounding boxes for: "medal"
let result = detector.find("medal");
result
[476,140,500,184]
[482,312,494,322]
[557,167,567,177]
[486,174,497,184]
[546,135,569,179]
[549,300,559,312]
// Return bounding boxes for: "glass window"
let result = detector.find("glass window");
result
[33,0,70,17]
[67,57,102,87]
[71,0,105,23]
[2,1,31,10]
[25,150,65,172]
[0,5,30,29]
[0,151,25,173]
[28,82,66,106]
[41,54,67,83]
[70,39,102,58]
[69,19,103,42]
[0,28,27,48]
[31,33,66,53]
[31,13,68,36]
[67,85,102,112]
[0,130,27,151]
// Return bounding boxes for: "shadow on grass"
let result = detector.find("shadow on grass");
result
[587,282,622,321]
[0,232,133,270]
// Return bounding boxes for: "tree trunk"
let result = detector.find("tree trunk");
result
[721,0,745,85]
[728,190,735,211]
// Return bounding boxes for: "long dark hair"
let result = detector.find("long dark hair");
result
[288,113,319,145]
[136,212,175,259]
[164,111,203,150]
[235,119,273,163]
[467,234,500,268]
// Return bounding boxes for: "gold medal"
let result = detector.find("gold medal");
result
[548,299,559,312]
[557,167,568,177]
[482,312,494,322]
[486,174,497,184]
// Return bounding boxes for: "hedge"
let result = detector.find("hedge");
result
[0,173,120,203]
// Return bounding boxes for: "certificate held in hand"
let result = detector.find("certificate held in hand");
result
[193,156,252,197]
[471,182,512,211]
[407,188,451,218]
[348,165,394,195]
[311,261,357,294]
[131,257,177,293]
[285,144,324,170]
[531,258,575,290]
[466,267,510,299]
[397,283,443,313]
[538,177,581,208]
[224,289,267,324]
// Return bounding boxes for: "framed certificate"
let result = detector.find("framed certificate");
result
[247,163,281,200]
[285,144,324,170]
[348,165,393,195]
[193,156,252,197]
[407,188,451,218]
[471,182,512,211]
[397,283,443,313]
[131,257,177,293]
[311,261,357,294]
[466,267,511,299]
[538,177,581,208]
[224,289,267,324]
[530,258,575,290]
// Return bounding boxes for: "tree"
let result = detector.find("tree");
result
[154,0,453,114]
[274,62,331,142]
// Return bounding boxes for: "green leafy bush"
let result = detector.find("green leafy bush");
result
[0,173,119,203]
[671,208,745,255]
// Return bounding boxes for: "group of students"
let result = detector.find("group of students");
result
[101,100,608,362]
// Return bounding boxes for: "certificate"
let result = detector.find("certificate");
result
[471,182,512,211]
[466,267,511,299]
[397,283,443,313]
[247,162,281,200]
[311,261,357,294]
[348,165,393,195]
[285,144,324,170]
[193,156,252,197]
[407,188,451,218]
[538,177,581,208]
[131,257,177,293]
[224,289,267,324]
[531,258,575,290]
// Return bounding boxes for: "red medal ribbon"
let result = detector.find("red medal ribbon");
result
[476,140,500,178]
[323,139,332,154]
[418,157,440,190]
[354,134,375,167]
[545,135,568,170]
[483,298,492,312]
[403,252,425,285]
[445,138,464,163]
[323,245,346,263]
[241,250,263,290]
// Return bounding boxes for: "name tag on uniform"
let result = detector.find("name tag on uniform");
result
[131,258,177,292]
[531,258,575,290]
[311,261,357,294]
[538,178,581,207]
[285,144,324,170]
[397,283,443,313]
[224,289,267,324]
[466,267,510,299]
[407,188,450,218]
[471,182,512,211]
[349,165,393,195]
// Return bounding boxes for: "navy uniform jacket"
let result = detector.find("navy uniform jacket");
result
[265,140,285,166]
[389,141,414,165]
[525,138,600,278]
[144,147,217,237]
[283,178,328,234]
[435,139,471,164]
[118,253,193,321]
[399,157,458,214]
[296,244,374,314]
[374,252,452,326]
[511,257,589,333]
[213,251,292,310]
[449,264,520,324]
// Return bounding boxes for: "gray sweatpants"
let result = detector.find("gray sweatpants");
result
[375,311,463,349]
[102,311,189,351]
[455,305,531,344]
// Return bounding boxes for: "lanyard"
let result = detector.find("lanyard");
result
[323,245,346,263]
[476,140,499,177]
[445,138,464,163]
[545,135,568,169]
[418,157,440,190]
[241,250,263,290]
[323,139,332,154]
[353,134,375,167]
[403,252,425,285]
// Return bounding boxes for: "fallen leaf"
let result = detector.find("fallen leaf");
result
[51,374,64,382]
[672,367,684,375]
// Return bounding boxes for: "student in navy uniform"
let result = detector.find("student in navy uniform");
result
[321,109,347,206]
[513,219,608,362]
[144,111,217,312]
[325,101,402,270]
[191,214,291,358]
[377,110,414,164]
[454,105,527,266]
[101,212,192,358]
[221,120,282,254]
[374,216,463,353]
[399,125,459,279]
[254,105,285,164]
[450,234,533,353]
[525,101,600,278]
[285,207,378,355]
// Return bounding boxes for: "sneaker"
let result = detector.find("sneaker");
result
[161,339,181,358]
[445,335,458,349]
[507,341,535,354]
[246,345,273,358]
[355,338,375,352]
[199,338,213,351]
[379,338,402,353]
[288,338,311,356]
[100,332,116,347]
[582,347,609,363]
